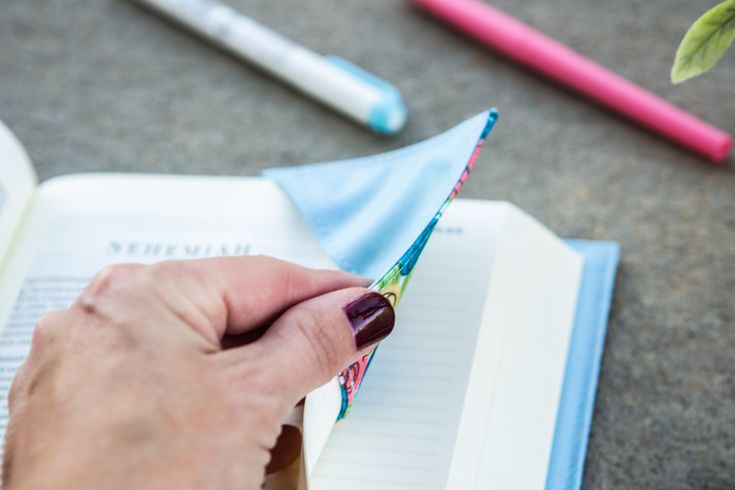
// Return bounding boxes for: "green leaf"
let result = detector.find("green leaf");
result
[671,0,735,84]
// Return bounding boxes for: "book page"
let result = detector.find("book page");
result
[0,173,338,461]
[0,122,37,266]
[447,204,583,490]
[308,201,504,490]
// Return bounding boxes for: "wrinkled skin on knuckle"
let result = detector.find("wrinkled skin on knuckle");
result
[290,304,343,383]
[144,261,225,344]
[73,263,193,347]
[77,264,144,317]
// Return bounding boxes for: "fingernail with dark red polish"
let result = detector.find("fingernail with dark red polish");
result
[343,292,395,350]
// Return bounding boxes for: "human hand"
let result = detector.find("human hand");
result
[2,257,395,490]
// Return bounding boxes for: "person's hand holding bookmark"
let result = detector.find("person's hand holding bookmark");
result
[2,257,395,489]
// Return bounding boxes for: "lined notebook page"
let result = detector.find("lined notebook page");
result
[309,202,506,490]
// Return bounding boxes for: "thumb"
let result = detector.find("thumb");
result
[251,287,395,401]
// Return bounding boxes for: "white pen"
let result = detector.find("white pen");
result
[131,0,408,134]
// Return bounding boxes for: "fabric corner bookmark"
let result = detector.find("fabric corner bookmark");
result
[263,109,498,419]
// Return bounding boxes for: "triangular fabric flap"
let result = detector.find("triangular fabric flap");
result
[262,110,497,280]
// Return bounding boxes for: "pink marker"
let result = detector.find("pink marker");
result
[411,0,732,163]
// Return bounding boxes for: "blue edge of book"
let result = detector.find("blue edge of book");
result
[546,239,621,490]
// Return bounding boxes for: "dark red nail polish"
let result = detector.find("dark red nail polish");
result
[343,292,395,350]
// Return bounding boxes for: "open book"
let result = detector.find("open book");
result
[0,118,618,489]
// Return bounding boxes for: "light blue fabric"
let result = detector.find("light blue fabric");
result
[546,240,621,490]
[262,110,497,280]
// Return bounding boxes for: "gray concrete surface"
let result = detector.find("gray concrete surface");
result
[1,0,734,488]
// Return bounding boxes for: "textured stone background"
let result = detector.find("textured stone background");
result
[1,0,734,488]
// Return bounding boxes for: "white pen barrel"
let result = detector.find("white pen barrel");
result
[134,0,384,125]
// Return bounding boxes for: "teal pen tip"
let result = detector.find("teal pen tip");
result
[369,97,408,135]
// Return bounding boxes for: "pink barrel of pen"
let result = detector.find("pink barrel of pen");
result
[411,0,732,163]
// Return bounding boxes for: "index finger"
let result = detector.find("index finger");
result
[176,256,370,338]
